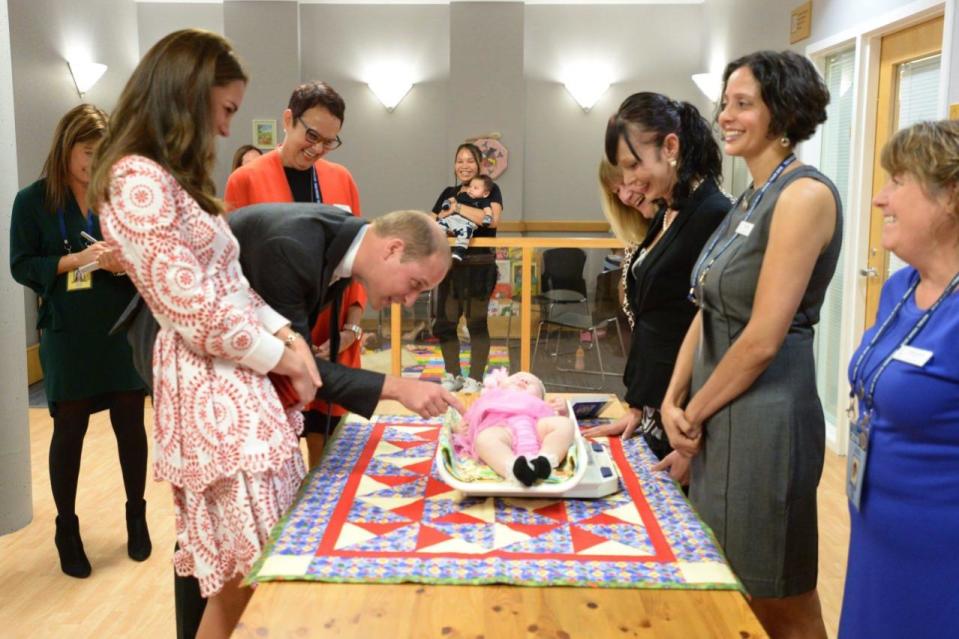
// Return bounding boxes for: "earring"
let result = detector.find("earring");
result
[779,135,791,148]
[669,158,677,168]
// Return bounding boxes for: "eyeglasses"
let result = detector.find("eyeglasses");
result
[296,117,342,150]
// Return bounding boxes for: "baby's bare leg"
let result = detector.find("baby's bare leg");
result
[474,426,516,480]
[535,416,576,467]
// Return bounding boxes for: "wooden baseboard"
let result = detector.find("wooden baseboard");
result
[26,344,43,385]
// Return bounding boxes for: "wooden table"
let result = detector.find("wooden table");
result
[233,398,768,639]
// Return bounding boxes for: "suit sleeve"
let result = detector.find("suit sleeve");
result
[9,187,60,296]
[313,359,384,418]
[244,236,315,340]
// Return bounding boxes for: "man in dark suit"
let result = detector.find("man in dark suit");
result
[176,205,461,639]
[228,203,460,419]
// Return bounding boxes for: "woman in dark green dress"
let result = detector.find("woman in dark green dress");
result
[9,104,150,578]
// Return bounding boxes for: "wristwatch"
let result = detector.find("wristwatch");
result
[344,323,363,341]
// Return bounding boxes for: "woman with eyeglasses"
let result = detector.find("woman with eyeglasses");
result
[225,81,366,469]
[430,143,504,393]
[659,50,840,637]
[583,95,729,472]
[10,104,150,579]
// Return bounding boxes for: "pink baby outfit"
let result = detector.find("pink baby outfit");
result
[455,388,556,459]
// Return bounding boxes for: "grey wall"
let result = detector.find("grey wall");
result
[222,1,301,193]
[137,2,223,56]
[299,3,450,217]
[1,0,32,535]
[525,3,706,220]
[450,2,526,220]
[8,0,139,346]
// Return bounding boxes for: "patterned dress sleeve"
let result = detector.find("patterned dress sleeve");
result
[100,156,284,375]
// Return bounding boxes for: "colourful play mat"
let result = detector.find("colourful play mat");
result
[246,414,741,591]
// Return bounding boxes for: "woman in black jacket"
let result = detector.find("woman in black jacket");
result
[584,93,730,478]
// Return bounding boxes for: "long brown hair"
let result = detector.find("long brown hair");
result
[42,104,107,214]
[89,29,248,214]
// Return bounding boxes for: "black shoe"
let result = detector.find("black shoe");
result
[512,456,537,487]
[530,456,553,481]
[55,514,91,578]
[126,499,152,562]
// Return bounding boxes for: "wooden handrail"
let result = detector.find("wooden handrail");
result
[497,220,611,233]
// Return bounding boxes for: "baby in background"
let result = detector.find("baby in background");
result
[453,369,575,486]
[437,174,495,262]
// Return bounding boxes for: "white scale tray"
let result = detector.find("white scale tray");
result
[435,397,621,499]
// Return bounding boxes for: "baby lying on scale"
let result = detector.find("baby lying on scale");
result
[453,370,575,486]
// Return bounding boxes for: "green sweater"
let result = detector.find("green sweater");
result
[10,179,145,404]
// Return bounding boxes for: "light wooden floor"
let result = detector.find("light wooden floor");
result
[0,403,851,638]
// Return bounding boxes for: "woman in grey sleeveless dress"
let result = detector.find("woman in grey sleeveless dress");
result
[658,51,840,638]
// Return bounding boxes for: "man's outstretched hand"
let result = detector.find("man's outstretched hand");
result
[381,376,465,418]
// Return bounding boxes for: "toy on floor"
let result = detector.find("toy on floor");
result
[452,369,574,487]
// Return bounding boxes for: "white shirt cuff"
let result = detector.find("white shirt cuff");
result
[256,305,290,335]
[239,331,284,375]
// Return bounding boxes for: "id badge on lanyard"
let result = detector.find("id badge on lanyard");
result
[60,209,95,292]
[845,399,871,510]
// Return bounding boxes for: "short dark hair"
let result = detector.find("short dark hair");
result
[605,92,722,210]
[287,81,345,123]
[469,174,493,193]
[722,50,829,146]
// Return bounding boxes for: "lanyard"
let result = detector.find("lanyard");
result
[57,208,95,254]
[311,166,322,204]
[689,154,795,303]
[849,269,959,412]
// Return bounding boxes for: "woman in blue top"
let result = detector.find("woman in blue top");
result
[840,120,959,639]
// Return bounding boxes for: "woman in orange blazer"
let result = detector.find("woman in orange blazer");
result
[225,81,365,468]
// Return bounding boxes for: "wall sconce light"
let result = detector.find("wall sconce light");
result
[562,75,610,112]
[367,70,413,112]
[691,72,723,103]
[67,60,107,98]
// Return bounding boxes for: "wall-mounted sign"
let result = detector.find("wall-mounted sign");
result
[790,1,812,44]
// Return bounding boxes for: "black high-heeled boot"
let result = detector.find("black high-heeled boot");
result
[126,499,152,561]
[54,514,91,578]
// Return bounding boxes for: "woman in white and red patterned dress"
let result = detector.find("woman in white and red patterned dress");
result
[90,30,320,637]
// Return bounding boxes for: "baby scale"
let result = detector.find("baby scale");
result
[435,396,621,499]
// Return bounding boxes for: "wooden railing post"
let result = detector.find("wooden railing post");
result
[390,302,402,377]
[520,246,532,372]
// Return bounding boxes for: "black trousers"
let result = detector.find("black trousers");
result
[174,544,207,639]
[432,258,497,380]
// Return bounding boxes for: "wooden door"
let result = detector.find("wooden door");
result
[864,16,943,324]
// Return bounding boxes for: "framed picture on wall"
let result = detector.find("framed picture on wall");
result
[253,119,277,149]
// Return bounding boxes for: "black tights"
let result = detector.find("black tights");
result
[49,390,147,516]
[433,261,496,381]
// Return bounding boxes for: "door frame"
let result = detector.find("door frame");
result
[802,0,953,455]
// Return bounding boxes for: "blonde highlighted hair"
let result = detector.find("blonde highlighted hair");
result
[598,159,648,244]
[89,29,248,215]
[42,104,108,214]
[881,120,959,218]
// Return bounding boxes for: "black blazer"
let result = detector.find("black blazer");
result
[228,203,383,418]
[622,181,731,409]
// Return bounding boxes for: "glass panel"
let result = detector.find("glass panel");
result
[531,246,627,395]
[889,53,941,275]
[815,47,855,424]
